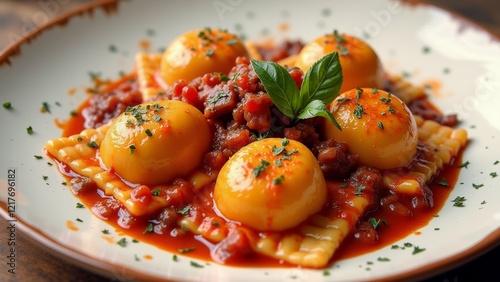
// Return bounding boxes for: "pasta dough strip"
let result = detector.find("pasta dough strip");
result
[382,115,468,195]
[45,125,167,216]
[135,52,164,101]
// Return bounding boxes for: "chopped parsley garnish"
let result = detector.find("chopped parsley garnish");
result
[87,141,99,148]
[472,183,484,189]
[354,185,366,195]
[494,160,499,165]
[207,92,229,104]
[144,223,154,233]
[388,105,396,114]
[179,247,195,253]
[76,203,84,208]
[273,175,285,185]
[153,114,162,122]
[253,159,270,178]
[458,161,470,168]
[337,97,350,103]
[451,196,466,207]
[172,254,179,262]
[413,246,426,254]
[377,257,390,262]
[43,175,48,181]
[353,103,365,119]
[379,97,391,104]
[355,87,363,99]
[129,145,136,155]
[490,172,498,178]
[76,218,83,222]
[151,188,161,196]
[77,137,83,142]
[436,178,449,186]
[34,155,43,160]
[205,49,215,57]
[41,102,51,113]
[117,238,127,247]
[190,261,204,268]
[26,126,33,135]
[109,44,118,53]
[102,229,110,234]
[145,129,153,136]
[70,110,78,116]
[377,121,384,130]
[368,218,387,230]
[177,205,191,215]
[226,39,238,46]
[134,254,140,262]
[3,102,12,109]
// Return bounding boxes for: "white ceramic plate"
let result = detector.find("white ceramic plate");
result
[1,0,499,281]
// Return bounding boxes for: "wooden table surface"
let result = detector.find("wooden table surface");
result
[1,0,499,281]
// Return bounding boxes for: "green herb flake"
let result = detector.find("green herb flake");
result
[323,270,330,276]
[353,103,365,119]
[490,172,498,178]
[413,246,426,254]
[273,175,285,185]
[41,102,51,113]
[87,141,99,148]
[377,257,391,262]
[129,145,136,155]
[472,183,484,189]
[458,161,470,168]
[144,223,154,233]
[76,218,83,223]
[377,121,384,130]
[481,200,487,205]
[391,245,400,250]
[379,97,391,104]
[275,158,283,167]
[134,254,140,261]
[43,175,48,181]
[226,39,238,46]
[76,203,84,208]
[177,205,191,215]
[355,87,363,99]
[61,181,67,186]
[354,185,366,195]
[151,188,161,196]
[451,196,466,207]
[205,49,215,57]
[70,110,78,116]
[337,97,350,103]
[3,102,12,109]
[179,247,195,253]
[253,159,270,178]
[109,44,118,53]
[172,254,179,262]
[436,178,449,186]
[102,229,110,234]
[494,160,499,165]
[27,126,34,135]
[207,92,229,104]
[145,129,153,136]
[34,155,43,160]
[371,88,378,94]
[388,105,396,114]
[117,238,127,247]
[190,261,204,268]
[368,218,387,230]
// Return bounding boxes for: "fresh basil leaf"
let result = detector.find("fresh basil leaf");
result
[297,100,341,130]
[300,51,343,106]
[251,60,300,118]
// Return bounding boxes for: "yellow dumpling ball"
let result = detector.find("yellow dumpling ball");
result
[295,32,384,94]
[100,100,211,186]
[323,88,418,169]
[214,138,327,231]
[160,28,249,85]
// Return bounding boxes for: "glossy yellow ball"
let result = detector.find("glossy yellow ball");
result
[323,88,418,169]
[100,100,211,186]
[160,28,249,85]
[214,138,327,231]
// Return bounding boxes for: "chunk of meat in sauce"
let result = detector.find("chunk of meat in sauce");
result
[313,138,359,179]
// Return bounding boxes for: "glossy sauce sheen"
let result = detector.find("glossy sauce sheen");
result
[60,105,462,267]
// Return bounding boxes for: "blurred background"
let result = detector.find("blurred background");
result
[0,0,499,53]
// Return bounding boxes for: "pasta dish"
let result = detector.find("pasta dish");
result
[44,28,467,268]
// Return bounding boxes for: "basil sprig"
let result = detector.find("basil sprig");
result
[251,52,343,130]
